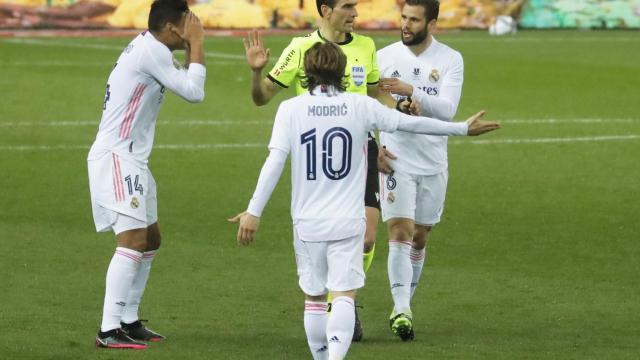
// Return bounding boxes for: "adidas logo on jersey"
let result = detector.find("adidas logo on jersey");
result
[391,70,401,78]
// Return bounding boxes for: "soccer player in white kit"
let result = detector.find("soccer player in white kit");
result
[230,42,498,360]
[377,0,464,341]
[88,0,206,349]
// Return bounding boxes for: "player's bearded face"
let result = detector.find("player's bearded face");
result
[401,23,428,46]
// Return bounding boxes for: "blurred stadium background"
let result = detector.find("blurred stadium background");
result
[1,0,640,30]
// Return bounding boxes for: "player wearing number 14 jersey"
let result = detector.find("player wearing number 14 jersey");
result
[230,42,499,360]
[87,0,206,349]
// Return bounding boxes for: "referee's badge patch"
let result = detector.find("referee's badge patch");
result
[352,66,365,86]
[429,69,440,83]
[130,197,139,209]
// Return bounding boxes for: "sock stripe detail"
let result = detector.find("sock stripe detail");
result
[305,302,328,312]
[115,250,142,263]
[389,240,413,247]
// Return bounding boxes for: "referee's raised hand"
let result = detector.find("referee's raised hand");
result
[243,29,271,72]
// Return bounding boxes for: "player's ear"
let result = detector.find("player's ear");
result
[167,22,180,36]
[320,4,333,18]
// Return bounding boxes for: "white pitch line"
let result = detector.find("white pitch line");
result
[1,135,638,152]
[1,118,637,128]
[2,38,245,60]
[0,120,272,127]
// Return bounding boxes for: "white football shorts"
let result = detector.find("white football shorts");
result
[88,152,158,234]
[380,169,448,226]
[293,222,366,296]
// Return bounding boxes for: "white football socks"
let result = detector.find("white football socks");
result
[410,247,426,299]
[304,301,329,360]
[388,241,413,314]
[121,250,156,324]
[326,296,355,360]
[100,247,142,332]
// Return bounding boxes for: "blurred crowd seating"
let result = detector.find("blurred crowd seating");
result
[1,0,639,29]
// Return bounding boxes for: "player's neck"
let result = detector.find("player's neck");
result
[319,23,348,44]
[408,34,433,56]
[150,30,176,52]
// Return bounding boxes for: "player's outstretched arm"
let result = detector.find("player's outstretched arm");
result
[243,29,281,105]
[228,212,261,246]
[390,106,500,136]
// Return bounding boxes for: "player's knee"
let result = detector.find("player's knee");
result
[147,232,161,251]
[116,228,148,252]
[388,222,413,242]
[412,225,432,249]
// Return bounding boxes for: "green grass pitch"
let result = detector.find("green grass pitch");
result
[0,30,639,359]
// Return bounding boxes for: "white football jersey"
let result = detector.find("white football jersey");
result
[88,31,206,167]
[268,87,401,241]
[378,38,463,175]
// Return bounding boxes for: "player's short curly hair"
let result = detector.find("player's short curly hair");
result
[148,0,189,33]
[302,42,348,94]
[405,0,440,22]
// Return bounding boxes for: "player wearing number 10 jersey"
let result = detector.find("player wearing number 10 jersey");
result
[231,42,499,360]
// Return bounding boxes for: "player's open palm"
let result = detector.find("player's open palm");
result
[466,110,501,136]
[244,29,271,71]
[228,211,261,246]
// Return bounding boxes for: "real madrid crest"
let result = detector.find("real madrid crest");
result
[429,69,440,83]
[387,192,396,204]
[130,197,139,209]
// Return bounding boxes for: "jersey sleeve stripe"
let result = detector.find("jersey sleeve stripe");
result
[267,74,289,89]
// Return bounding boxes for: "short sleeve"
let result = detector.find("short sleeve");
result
[267,39,303,89]
[367,39,380,85]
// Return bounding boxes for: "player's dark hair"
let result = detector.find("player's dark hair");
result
[316,0,338,17]
[148,0,189,33]
[405,0,440,22]
[302,42,347,94]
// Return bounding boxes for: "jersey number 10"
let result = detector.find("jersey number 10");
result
[300,127,352,181]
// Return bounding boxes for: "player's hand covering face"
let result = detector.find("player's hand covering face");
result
[243,30,271,72]
[228,211,261,246]
[171,11,204,48]
[465,111,501,136]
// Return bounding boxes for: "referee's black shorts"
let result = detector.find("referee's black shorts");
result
[365,134,380,210]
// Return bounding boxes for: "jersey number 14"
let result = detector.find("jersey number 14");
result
[300,127,352,181]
